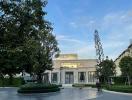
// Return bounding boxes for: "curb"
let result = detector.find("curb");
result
[0,87,18,88]
[103,89,132,96]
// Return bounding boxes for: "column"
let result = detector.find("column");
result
[58,71,60,84]
[60,68,65,84]
[88,71,90,84]
[49,71,51,83]
[74,70,78,84]
[61,70,65,84]
[86,71,88,84]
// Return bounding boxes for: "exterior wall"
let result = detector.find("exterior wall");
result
[53,59,97,68]
[44,54,97,85]
[46,67,96,85]
[22,54,97,85]
[115,58,121,76]
[45,64,96,85]
[115,44,132,76]
[55,54,78,60]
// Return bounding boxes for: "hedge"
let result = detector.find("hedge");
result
[72,83,108,89]
[0,77,23,87]
[113,77,126,85]
[72,84,96,88]
[17,83,60,93]
[106,85,132,93]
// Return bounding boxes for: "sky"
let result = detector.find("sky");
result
[45,0,132,60]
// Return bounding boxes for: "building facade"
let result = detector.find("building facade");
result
[44,54,97,85]
[115,44,132,76]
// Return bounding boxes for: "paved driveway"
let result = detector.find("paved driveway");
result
[92,90,132,100]
[0,87,97,100]
[0,87,132,100]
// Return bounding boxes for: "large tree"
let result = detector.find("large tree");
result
[119,56,132,85]
[98,59,116,84]
[0,0,59,83]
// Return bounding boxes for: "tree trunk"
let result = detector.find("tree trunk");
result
[9,74,13,85]
[104,77,107,85]
[127,75,131,86]
[37,73,42,83]
[0,73,4,87]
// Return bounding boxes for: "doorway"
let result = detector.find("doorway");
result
[65,72,74,84]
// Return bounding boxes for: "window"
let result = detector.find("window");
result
[51,73,58,83]
[78,72,86,83]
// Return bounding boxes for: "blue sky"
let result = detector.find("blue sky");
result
[45,0,132,60]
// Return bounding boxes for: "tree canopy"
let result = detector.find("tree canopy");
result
[119,56,132,77]
[98,59,116,83]
[119,56,132,85]
[0,0,59,83]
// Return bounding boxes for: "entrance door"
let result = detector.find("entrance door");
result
[65,72,74,84]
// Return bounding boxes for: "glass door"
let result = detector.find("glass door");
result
[65,72,74,84]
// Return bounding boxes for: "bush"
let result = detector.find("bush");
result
[113,77,126,85]
[72,83,107,89]
[17,83,60,93]
[0,77,23,87]
[57,84,62,87]
[72,84,96,88]
[106,85,132,93]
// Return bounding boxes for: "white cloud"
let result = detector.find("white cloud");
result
[100,11,132,60]
[69,16,96,30]
[101,11,132,31]
[55,34,96,59]
[76,44,96,59]
[56,34,85,44]
[52,10,132,60]
[69,22,78,28]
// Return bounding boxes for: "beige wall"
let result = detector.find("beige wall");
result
[53,59,97,68]
[115,45,132,76]
[55,54,78,60]
[49,54,97,84]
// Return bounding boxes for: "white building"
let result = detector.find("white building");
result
[44,54,97,85]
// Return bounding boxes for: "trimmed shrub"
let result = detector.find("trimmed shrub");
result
[0,77,23,87]
[72,84,96,88]
[72,83,107,88]
[106,85,132,93]
[57,84,62,87]
[113,77,126,85]
[17,83,60,93]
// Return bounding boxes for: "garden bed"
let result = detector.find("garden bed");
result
[72,84,96,88]
[17,83,60,93]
